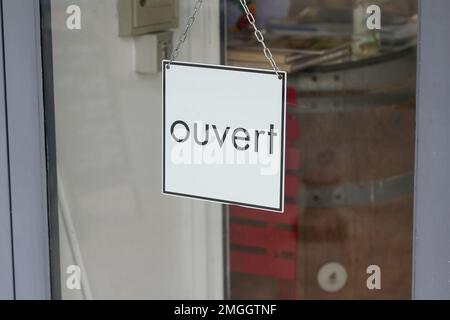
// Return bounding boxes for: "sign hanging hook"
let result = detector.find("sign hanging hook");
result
[166,0,283,80]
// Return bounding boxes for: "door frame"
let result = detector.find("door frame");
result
[2,0,450,300]
[0,0,59,299]
[0,0,14,300]
[412,0,450,299]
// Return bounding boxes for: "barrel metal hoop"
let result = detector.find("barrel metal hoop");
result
[298,173,414,208]
[288,92,415,114]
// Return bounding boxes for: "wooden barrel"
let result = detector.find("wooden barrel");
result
[229,49,416,300]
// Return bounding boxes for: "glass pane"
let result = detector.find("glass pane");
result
[47,0,224,299]
[226,0,417,299]
[44,0,417,299]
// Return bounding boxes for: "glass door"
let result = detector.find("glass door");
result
[41,0,418,299]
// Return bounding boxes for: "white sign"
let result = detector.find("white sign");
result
[162,61,286,212]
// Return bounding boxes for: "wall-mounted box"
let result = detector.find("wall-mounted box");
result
[118,0,179,36]
[134,31,173,74]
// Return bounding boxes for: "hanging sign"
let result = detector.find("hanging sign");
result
[162,61,286,212]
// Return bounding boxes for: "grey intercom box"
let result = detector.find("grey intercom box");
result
[118,0,179,36]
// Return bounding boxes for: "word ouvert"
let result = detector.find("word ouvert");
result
[170,120,279,155]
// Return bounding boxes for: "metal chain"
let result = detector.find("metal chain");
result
[239,0,282,79]
[167,0,204,69]
[167,0,282,80]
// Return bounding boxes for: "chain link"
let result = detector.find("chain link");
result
[167,0,204,69]
[167,0,283,80]
[239,0,282,79]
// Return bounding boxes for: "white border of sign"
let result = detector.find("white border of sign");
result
[162,60,286,213]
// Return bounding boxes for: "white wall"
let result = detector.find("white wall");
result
[51,0,223,299]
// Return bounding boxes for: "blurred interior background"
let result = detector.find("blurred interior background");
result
[49,0,417,299]
[226,0,417,300]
